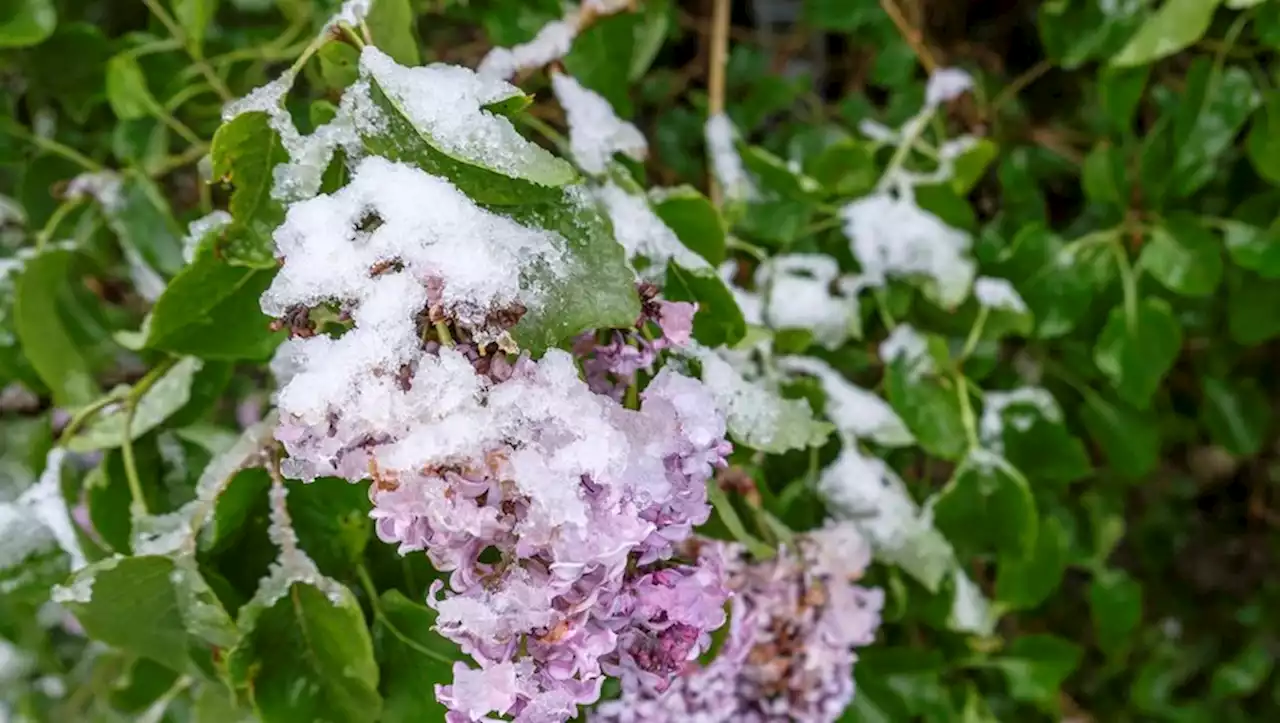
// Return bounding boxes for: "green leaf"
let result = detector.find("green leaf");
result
[1082,143,1128,208]
[1099,64,1150,133]
[23,23,111,123]
[201,467,270,554]
[1209,641,1273,699]
[1200,376,1270,456]
[375,591,457,723]
[210,111,291,268]
[1079,393,1160,477]
[227,582,382,723]
[57,555,238,673]
[1089,568,1143,657]
[1139,215,1223,297]
[629,0,670,81]
[996,514,1070,610]
[697,349,831,454]
[1093,298,1182,408]
[884,361,967,462]
[1039,0,1145,68]
[650,186,726,266]
[14,248,99,406]
[499,195,641,353]
[66,358,202,453]
[664,261,746,347]
[992,224,1095,338]
[318,41,361,91]
[1169,62,1258,198]
[1111,0,1224,67]
[950,138,998,195]
[1228,267,1280,344]
[1220,219,1280,277]
[286,477,372,578]
[106,53,156,121]
[993,401,1092,485]
[365,0,419,66]
[992,634,1083,707]
[740,144,823,201]
[145,231,282,360]
[808,138,878,198]
[1247,94,1280,186]
[173,0,216,52]
[0,0,56,48]
[101,173,187,279]
[563,11,637,116]
[359,58,575,205]
[933,452,1038,557]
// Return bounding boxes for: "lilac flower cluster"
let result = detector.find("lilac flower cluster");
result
[594,523,884,723]
[576,284,696,400]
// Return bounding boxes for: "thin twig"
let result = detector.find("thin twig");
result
[990,59,1054,114]
[879,0,937,73]
[707,0,731,206]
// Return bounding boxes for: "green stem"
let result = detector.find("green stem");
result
[516,114,571,157]
[140,0,233,101]
[706,481,774,559]
[35,198,85,250]
[434,322,455,347]
[959,307,989,362]
[954,372,978,449]
[1111,241,1139,333]
[1,120,102,171]
[356,564,454,665]
[878,106,936,190]
[336,22,368,50]
[120,358,178,517]
[57,389,129,445]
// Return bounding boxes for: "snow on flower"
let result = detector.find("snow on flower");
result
[594,525,883,723]
[267,136,731,719]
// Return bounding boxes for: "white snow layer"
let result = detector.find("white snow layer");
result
[551,71,647,175]
[776,356,913,447]
[973,276,1028,313]
[704,113,756,203]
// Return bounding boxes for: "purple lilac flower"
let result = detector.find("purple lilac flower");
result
[593,523,884,723]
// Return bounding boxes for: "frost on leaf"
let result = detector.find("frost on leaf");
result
[237,477,345,631]
[476,0,635,80]
[704,113,756,204]
[880,324,935,378]
[777,355,913,447]
[818,447,952,592]
[978,387,1060,454]
[551,71,647,175]
[693,346,832,454]
[597,182,709,277]
[973,276,1029,313]
[356,47,577,202]
[181,210,232,264]
[757,255,859,349]
[841,190,975,308]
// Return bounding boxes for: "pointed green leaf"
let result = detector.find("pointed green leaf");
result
[375,590,457,723]
[933,452,1038,558]
[14,248,99,406]
[996,514,1070,610]
[1220,219,1280,277]
[106,53,156,121]
[1200,376,1270,456]
[1093,298,1181,408]
[227,581,382,723]
[664,260,746,347]
[210,111,291,268]
[1111,0,1224,67]
[0,0,56,48]
[1140,216,1222,297]
[992,634,1083,708]
[56,555,238,673]
[1079,393,1160,477]
[365,0,420,66]
[1089,567,1143,657]
[650,186,726,266]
